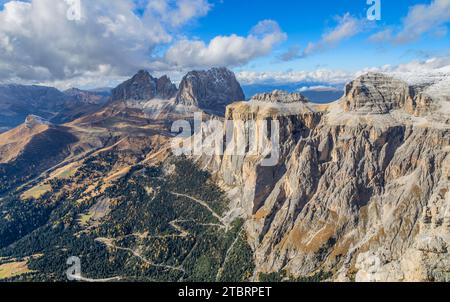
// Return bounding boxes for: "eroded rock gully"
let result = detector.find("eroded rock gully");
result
[195,78,450,281]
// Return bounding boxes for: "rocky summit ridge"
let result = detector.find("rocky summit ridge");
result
[250,90,310,104]
[110,67,245,116]
[176,67,245,115]
[342,72,435,116]
[111,70,178,102]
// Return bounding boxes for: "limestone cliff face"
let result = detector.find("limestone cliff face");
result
[197,76,450,281]
[342,73,410,114]
[343,73,435,117]
[250,90,310,104]
[176,67,245,115]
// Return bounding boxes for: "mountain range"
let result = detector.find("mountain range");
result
[0,85,110,133]
[0,67,448,282]
[242,83,344,104]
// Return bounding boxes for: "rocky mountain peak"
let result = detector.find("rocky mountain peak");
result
[251,90,309,104]
[156,75,178,100]
[341,72,437,117]
[342,72,411,114]
[111,70,177,102]
[176,67,245,115]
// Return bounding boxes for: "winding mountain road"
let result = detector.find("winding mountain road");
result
[95,237,185,273]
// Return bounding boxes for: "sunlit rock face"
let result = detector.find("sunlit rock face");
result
[195,76,450,282]
[176,67,245,115]
[342,73,410,114]
[341,72,437,117]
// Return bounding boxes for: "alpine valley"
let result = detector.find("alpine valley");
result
[0,67,449,282]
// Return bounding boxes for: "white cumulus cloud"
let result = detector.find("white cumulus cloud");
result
[165,20,287,69]
[397,0,450,43]
[0,0,211,87]
[238,56,450,86]
[142,0,210,27]
[370,0,450,43]
[237,69,356,85]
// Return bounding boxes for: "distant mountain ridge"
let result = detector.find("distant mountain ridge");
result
[1,67,343,134]
[64,88,110,105]
[0,70,448,282]
[0,84,67,130]
[110,67,245,117]
[242,83,343,103]
[0,85,111,131]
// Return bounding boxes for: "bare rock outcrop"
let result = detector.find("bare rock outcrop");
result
[196,76,450,282]
[25,115,51,128]
[251,90,309,104]
[342,72,436,117]
[176,67,245,115]
[405,92,434,117]
[111,70,177,102]
[342,73,410,114]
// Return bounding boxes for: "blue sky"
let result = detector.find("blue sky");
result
[0,0,449,89]
[188,0,450,72]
